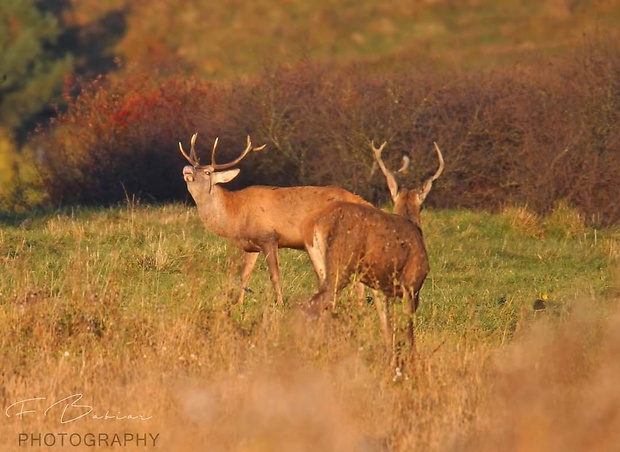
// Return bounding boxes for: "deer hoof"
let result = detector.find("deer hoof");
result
[302,297,327,318]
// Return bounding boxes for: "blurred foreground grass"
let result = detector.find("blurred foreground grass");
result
[0,203,618,451]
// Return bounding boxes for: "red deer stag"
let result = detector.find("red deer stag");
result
[303,141,444,362]
[179,133,370,305]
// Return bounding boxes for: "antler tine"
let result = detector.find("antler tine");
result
[178,142,193,165]
[371,140,400,202]
[211,137,219,166]
[190,133,200,164]
[430,142,445,182]
[250,134,267,152]
[371,140,387,158]
[179,133,199,166]
[418,142,445,205]
[211,135,266,170]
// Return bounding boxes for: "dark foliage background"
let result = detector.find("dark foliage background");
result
[2,0,619,225]
[34,36,620,226]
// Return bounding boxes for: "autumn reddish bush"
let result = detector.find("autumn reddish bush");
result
[36,67,218,205]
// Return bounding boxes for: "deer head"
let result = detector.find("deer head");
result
[371,140,444,224]
[179,133,266,194]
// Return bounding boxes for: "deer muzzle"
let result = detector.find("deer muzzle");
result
[183,166,195,182]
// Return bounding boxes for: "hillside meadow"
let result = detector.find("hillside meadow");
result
[0,203,619,451]
[60,0,620,77]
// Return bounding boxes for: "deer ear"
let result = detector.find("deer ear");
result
[417,179,433,205]
[211,168,240,186]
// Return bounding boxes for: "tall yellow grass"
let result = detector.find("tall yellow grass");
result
[2,296,619,451]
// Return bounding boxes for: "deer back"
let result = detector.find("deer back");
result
[220,184,369,250]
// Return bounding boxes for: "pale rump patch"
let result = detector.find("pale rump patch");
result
[307,229,327,284]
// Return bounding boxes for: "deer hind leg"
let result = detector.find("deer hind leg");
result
[306,263,351,316]
[375,296,406,374]
[402,290,416,349]
[373,291,394,355]
[306,229,327,287]
[390,289,419,375]
[236,252,259,304]
[354,282,366,304]
[306,274,337,316]
[401,273,425,349]
[262,242,284,305]
[305,229,333,315]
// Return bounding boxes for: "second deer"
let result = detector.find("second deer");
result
[302,141,444,364]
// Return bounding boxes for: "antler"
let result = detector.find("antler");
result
[371,140,400,202]
[179,133,200,166]
[179,134,266,169]
[211,135,266,170]
[210,137,219,167]
[417,142,445,204]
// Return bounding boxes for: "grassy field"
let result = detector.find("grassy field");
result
[0,203,619,451]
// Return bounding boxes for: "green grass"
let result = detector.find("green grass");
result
[0,203,618,451]
[1,203,616,343]
[422,207,613,337]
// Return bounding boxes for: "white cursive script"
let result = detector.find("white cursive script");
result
[5,394,153,424]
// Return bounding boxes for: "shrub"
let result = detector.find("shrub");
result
[36,67,217,206]
[225,36,620,227]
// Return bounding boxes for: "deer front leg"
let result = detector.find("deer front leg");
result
[262,243,284,305]
[236,252,259,304]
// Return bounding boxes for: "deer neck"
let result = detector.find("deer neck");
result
[193,186,238,237]
[393,199,422,227]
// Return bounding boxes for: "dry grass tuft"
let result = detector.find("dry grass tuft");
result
[501,206,545,237]
[543,201,587,238]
